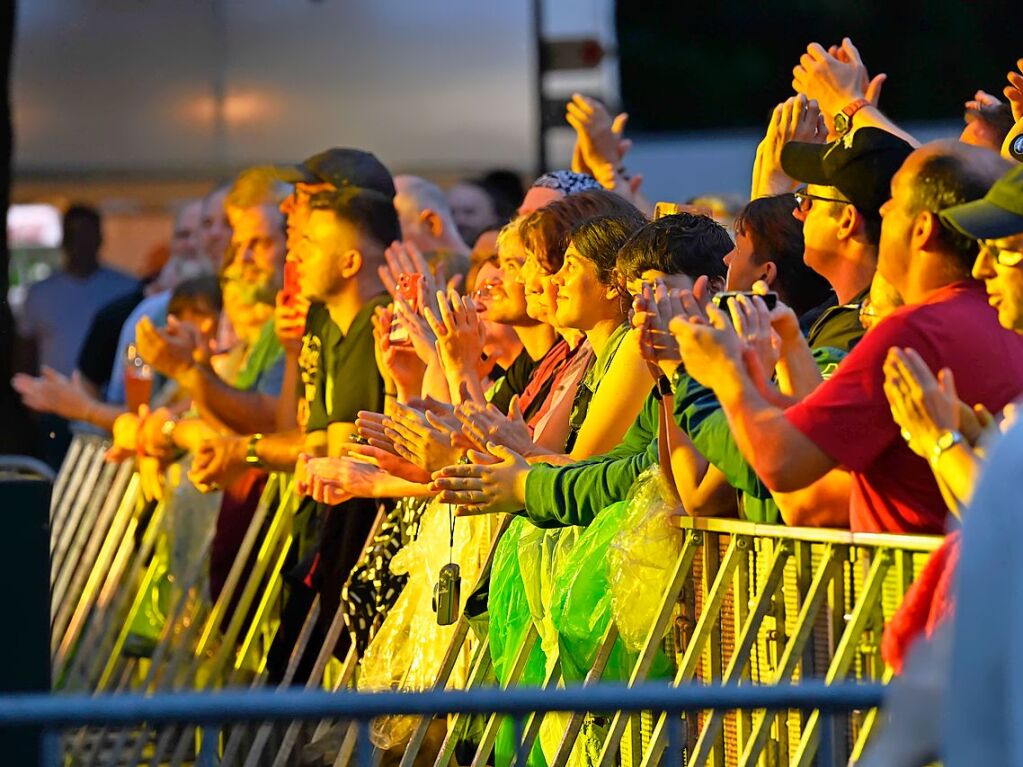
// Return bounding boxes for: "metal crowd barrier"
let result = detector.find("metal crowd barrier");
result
[48,433,942,766]
[2,683,887,767]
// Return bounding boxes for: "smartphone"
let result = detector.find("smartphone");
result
[712,291,778,311]
[281,260,301,307]
[389,272,422,345]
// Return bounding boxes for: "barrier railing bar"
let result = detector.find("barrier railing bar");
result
[592,529,702,767]
[398,513,512,767]
[50,447,109,588]
[396,616,472,767]
[637,534,749,767]
[466,622,539,767]
[791,547,894,767]
[848,666,894,763]
[429,634,494,767]
[51,461,129,613]
[738,544,840,766]
[676,516,942,553]
[690,540,793,763]
[546,620,619,767]
[166,488,297,766]
[0,681,886,726]
[263,503,390,767]
[50,434,86,517]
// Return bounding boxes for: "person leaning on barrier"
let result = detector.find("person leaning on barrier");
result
[667,141,1023,535]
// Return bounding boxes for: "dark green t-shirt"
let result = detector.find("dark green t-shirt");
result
[298,295,390,433]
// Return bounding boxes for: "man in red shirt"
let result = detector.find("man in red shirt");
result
[670,139,1019,533]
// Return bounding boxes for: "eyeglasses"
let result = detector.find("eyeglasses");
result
[793,188,849,213]
[980,241,1023,268]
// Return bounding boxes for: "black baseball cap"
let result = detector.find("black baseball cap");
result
[781,127,914,219]
[274,147,395,198]
[940,164,1023,240]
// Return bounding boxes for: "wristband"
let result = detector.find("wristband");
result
[652,375,673,401]
[245,433,265,466]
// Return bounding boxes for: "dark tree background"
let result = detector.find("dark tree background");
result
[617,0,1020,131]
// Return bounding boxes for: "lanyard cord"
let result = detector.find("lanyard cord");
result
[448,503,455,565]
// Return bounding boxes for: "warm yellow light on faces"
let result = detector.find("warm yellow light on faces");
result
[972,233,1023,332]
[296,209,361,302]
[225,204,286,287]
[550,243,618,331]
[281,182,333,254]
[518,249,556,324]
[624,269,696,298]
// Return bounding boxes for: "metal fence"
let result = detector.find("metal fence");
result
[48,433,940,766]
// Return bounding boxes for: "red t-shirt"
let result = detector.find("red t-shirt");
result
[785,281,1023,534]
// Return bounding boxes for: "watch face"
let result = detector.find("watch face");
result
[834,113,850,135]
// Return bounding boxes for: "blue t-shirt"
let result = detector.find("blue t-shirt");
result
[20,267,137,376]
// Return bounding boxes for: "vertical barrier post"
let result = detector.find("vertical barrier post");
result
[0,468,53,764]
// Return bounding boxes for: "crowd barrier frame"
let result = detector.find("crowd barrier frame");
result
[46,433,942,766]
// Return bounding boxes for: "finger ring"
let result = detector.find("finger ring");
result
[900,429,912,442]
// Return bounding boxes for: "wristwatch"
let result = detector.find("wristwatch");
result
[245,433,265,466]
[929,430,963,467]
[834,98,870,136]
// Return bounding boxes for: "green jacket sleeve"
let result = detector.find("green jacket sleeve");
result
[522,392,660,528]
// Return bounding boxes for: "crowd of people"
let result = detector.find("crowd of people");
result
[13,39,1023,765]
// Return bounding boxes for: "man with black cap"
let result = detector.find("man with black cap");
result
[189,148,399,679]
[781,126,913,351]
[669,140,1023,535]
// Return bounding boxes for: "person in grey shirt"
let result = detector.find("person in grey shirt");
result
[18,205,137,377]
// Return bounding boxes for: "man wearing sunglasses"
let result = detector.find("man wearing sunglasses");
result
[942,165,1023,333]
[782,127,913,352]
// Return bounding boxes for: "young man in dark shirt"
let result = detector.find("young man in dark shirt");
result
[188,148,400,677]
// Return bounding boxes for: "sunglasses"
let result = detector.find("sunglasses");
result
[980,241,1023,268]
[793,188,849,213]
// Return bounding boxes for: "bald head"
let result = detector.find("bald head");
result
[393,174,468,255]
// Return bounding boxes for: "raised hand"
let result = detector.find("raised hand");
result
[566,93,631,173]
[455,396,536,457]
[12,367,96,421]
[383,402,465,473]
[792,39,871,128]
[424,289,486,384]
[379,240,443,316]
[668,295,747,399]
[1004,58,1023,122]
[135,315,199,381]
[827,38,886,107]
[752,94,826,198]
[188,435,247,493]
[632,281,683,378]
[274,289,310,355]
[371,304,426,400]
[724,293,781,378]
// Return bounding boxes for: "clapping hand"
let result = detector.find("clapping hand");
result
[752,94,826,198]
[792,38,883,133]
[883,348,960,459]
[430,443,531,516]
[455,396,536,458]
[632,280,683,378]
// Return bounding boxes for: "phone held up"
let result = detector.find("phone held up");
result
[712,291,778,312]
[388,272,423,346]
